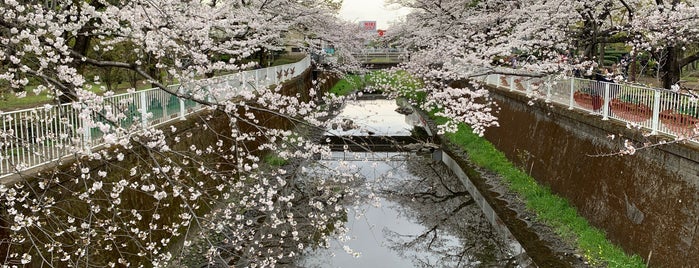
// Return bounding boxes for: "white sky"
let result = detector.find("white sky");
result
[339,0,411,30]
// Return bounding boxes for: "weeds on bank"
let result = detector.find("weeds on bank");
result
[328,75,363,96]
[440,118,646,267]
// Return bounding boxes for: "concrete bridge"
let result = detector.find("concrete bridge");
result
[352,48,407,65]
[318,48,407,68]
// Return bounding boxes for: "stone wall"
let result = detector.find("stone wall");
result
[483,87,699,267]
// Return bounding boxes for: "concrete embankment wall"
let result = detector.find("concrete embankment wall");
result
[483,87,699,267]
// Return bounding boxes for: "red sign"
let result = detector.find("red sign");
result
[377,30,386,37]
[359,21,377,31]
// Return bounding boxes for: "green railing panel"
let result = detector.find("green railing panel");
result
[167,95,180,116]
[148,99,164,120]
[120,104,139,128]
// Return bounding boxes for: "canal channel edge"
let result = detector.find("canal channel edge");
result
[412,102,588,268]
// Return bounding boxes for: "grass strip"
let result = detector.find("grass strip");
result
[328,75,362,96]
[439,117,646,267]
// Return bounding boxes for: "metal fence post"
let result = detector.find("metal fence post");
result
[651,90,661,135]
[140,91,148,128]
[255,69,260,90]
[268,67,274,88]
[525,80,531,94]
[602,83,610,120]
[1,111,6,173]
[206,85,212,104]
[82,108,92,153]
[569,77,575,109]
[179,87,186,120]
[241,71,247,93]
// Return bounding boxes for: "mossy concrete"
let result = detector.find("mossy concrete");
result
[484,86,699,267]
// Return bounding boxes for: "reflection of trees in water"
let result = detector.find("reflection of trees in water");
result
[179,161,359,267]
[379,156,517,267]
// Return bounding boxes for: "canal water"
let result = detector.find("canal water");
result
[295,98,524,267]
[324,98,426,137]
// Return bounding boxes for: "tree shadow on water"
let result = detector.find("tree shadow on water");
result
[378,157,520,268]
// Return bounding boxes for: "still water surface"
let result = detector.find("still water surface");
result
[325,98,425,137]
[296,98,516,267]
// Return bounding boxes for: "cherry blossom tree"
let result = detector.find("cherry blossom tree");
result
[387,0,698,88]
[2,0,692,266]
[382,0,697,119]
[0,0,375,267]
[384,0,697,144]
[629,0,699,89]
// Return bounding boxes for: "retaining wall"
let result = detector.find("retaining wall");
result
[484,87,699,267]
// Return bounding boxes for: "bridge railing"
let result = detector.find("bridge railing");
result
[475,70,698,142]
[0,56,312,179]
[352,48,408,64]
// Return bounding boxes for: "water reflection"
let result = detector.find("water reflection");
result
[296,152,516,267]
[326,99,417,136]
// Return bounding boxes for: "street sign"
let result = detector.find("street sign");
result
[359,21,377,31]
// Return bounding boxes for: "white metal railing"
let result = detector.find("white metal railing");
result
[474,70,698,143]
[352,48,407,64]
[0,56,312,179]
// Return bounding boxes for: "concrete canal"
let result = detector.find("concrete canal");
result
[294,98,533,267]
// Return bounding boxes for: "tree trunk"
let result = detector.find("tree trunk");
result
[146,53,162,88]
[629,53,637,82]
[60,34,91,103]
[598,43,606,66]
[103,67,114,92]
[662,46,681,89]
[129,70,139,89]
[258,48,269,67]
[59,1,107,103]
[583,43,594,60]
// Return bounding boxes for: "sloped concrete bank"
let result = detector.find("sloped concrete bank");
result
[484,86,699,267]
[415,114,586,267]
[435,149,580,267]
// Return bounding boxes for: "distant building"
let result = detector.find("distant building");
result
[283,30,304,53]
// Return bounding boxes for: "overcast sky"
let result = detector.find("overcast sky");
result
[338,0,411,30]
